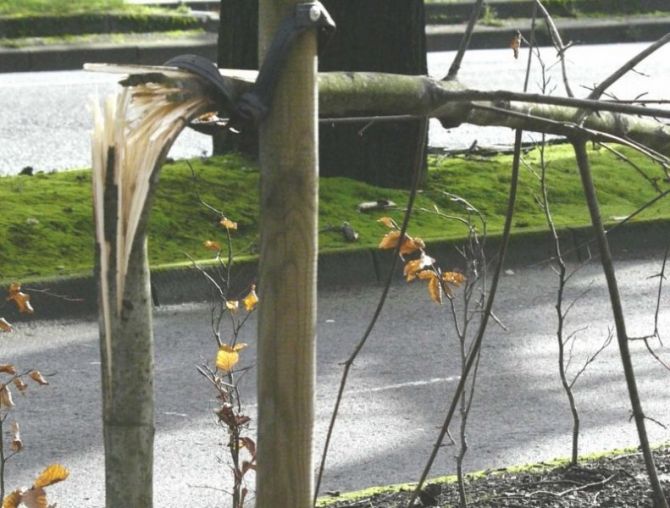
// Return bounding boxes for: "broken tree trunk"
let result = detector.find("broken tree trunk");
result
[92,82,213,508]
[87,65,670,156]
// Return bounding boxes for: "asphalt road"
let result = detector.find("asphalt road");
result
[2,254,669,506]
[1,42,668,175]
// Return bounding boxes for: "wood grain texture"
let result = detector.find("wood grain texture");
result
[256,1,318,507]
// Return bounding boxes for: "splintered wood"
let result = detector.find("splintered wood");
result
[90,70,212,380]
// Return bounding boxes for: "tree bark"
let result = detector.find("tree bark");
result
[95,148,156,508]
[215,0,259,155]
[318,0,427,188]
[573,140,669,508]
[215,0,427,188]
[255,2,318,507]
[92,87,212,508]
[197,69,670,155]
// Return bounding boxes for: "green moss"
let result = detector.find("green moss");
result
[0,30,206,49]
[1,144,669,282]
[317,442,670,506]
[1,1,136,17]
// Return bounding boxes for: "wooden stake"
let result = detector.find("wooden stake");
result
[255,1,318,507]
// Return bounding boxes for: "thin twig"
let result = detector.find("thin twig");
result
[572,140,669,508]
[406,24,538,504]
[527,473,617,498]
[313,118,428,506]
[446,0,485,80]
[535,0,574,97]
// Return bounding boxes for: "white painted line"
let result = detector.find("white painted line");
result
[349,376,459,395]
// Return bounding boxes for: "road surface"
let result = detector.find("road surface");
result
[2,255,669,506]
[0,42,668,175]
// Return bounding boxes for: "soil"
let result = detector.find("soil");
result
[324,446,670,507]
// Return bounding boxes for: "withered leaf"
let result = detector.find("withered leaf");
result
[19,486,47,508]
[443,271,465,286]
[220,217,238,231]
[403,253,435,282]
[13,377,28,393]
[0,385,15,408]
[203,240,221,252]
[3,489,23,508]
[7,283,34,314]
[0,318,13,333]
[0,364,17,375]
[378,230,401,250]
[400,236,425,256]
[11,421,23,453]
[29,371,49,386]
[377,217,398,229]
[428,275,442,304]
[242,460,256,475]
[239,436,256,457]
[226,300,239,313]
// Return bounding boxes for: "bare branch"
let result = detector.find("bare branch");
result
[446,0,485,81]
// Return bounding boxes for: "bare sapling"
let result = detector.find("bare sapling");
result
[191,197,258,508]
[425,197,492,506]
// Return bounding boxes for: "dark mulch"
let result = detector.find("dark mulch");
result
[324,446,670,507]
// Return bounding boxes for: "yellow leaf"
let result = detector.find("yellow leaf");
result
[243,285,259,312]
[216,343,247,372]
[2,490,23,508]
[29,371,49,386]
[203,240,221,252]
[226,300,239,313]
[0,385,15,408]
[11,421,23,453]
[0,318,13,333]
[427,275,442,304]
[220,217,238,231]
[378,230,401,250]
[377,217,397,229]
[33,464,69,489]
[0,364,17,375]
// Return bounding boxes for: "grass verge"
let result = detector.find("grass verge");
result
[0,0,150,17]
[0,30,206,49]
[0,143,668,283]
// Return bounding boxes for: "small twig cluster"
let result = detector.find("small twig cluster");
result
[189,188,259,507]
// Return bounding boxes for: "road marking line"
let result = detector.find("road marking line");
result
[350,376,459,395]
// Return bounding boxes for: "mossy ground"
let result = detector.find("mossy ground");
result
[0,0,145,17]
[1,143,668,282]
[318,443,670,507]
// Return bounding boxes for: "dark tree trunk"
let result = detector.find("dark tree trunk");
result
[319,0,427,188]
[216,0,427,188]
[215,0,259,155]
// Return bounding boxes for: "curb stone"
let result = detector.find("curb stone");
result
[2,17,670,72]
[7,219,670,321]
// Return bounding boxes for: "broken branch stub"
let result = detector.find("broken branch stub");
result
[91,71,213,508]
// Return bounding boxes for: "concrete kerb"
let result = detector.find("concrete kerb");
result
[7,219,670,322]
[3,16,670,72]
